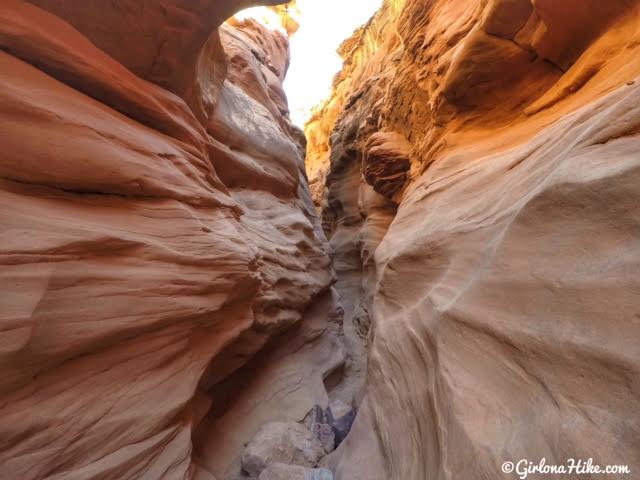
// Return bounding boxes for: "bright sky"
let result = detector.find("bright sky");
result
[235,0,383,127]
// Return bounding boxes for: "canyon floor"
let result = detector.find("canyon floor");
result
[0,1,639,479]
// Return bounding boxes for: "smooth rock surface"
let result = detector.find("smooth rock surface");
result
[307,0,640,479]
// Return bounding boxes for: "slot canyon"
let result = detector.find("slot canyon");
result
[0,0,639,479]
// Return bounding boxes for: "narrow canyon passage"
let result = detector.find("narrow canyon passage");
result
[0,1,639,480]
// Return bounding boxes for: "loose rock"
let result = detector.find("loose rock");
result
[258,463,333,480]
[242,422,325,477]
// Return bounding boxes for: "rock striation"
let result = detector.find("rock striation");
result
[308,0,640,479]
[0,1,343,479]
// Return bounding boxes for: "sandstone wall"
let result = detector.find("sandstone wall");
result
[308,0,640,478]
[0,1,343,479]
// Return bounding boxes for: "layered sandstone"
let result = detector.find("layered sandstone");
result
[2,0,639,478]
[308,0,640,478]
[0,1,343,479]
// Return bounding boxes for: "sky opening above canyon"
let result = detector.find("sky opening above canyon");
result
[235,0,383,127]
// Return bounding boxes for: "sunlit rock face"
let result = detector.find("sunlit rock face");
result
[235,2,301,36]
[308,0,640,478]
[0,1,342,479]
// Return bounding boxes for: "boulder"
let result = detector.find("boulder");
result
[242,422,325,477]
[258,463,333,480]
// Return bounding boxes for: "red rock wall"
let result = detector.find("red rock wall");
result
[309,0,640,478]
[0,1,343,479]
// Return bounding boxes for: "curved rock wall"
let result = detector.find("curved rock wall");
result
[309,0,640,478]
[2,0,639,478]
[0,1,343,479]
